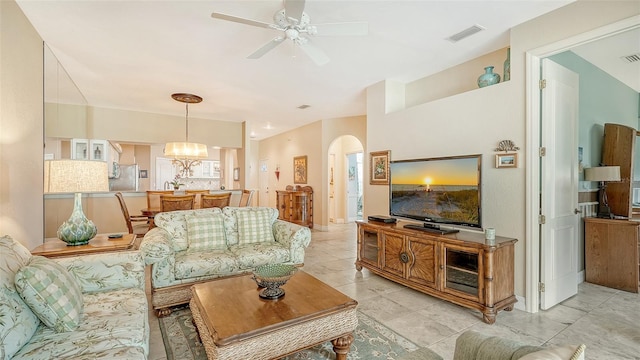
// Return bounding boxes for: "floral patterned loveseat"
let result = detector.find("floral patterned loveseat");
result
[139,206,311,316]
[0,235,149,360]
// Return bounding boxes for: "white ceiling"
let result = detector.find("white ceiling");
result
[19,0,637,142]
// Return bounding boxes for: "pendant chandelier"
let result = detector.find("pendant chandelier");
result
[164,93,208,178]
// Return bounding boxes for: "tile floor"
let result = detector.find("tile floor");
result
[147,223,640,360]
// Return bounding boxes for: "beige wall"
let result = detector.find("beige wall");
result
[89,106,243,148]
[328,135,364,223]
[257,115,366,229]
[364,0,640,302]
[0,0,44,250]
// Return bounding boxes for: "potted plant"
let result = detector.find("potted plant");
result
[169,176,184,190]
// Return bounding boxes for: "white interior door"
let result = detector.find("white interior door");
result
[540,58,580,309]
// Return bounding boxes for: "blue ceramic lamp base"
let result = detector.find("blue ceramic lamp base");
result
[57,193,97,246]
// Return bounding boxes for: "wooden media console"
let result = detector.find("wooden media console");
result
[356,220,517,324]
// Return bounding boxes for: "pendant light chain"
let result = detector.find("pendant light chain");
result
[185,102,189,142]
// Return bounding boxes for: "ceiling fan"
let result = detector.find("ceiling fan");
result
[211,0,368,66]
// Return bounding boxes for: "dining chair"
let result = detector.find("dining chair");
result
[147,190,175,209]
[238,189,255,207]
[200,192,232,209]
[160,194,196,212]
[115,192,149,235]
[186,190,210,209]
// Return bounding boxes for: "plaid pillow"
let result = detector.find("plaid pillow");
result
[186,212,227,251]
[14,256,83,333]
[236,208,276,245]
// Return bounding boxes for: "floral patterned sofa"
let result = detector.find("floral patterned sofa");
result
[0,235,149,360]
[139,206,311,316]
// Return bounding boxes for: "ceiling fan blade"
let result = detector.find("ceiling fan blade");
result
[211,12,275,30]
[284,0,306,23]
[247,37,285,59]
[312,22,369,36]
[298,39,330,66]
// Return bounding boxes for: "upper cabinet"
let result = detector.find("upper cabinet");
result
[192,160,220,178]
[70,139,116,162]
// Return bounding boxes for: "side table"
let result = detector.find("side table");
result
[31,233,137,258]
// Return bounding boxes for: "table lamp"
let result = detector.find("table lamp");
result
[584,165,621,219]
[44,160,109,245]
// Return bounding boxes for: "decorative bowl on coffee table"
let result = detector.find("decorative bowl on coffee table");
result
[252,264,298,299]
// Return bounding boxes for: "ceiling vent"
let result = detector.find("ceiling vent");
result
[297,104,311,109]
[621,53,640,63]
[446,25,485,43]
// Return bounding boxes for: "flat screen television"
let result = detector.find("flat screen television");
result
[389,154,482,230]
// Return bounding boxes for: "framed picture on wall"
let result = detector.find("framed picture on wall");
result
[370,150,390,185]
[293,155,307,184]
[233,167,240,181]
[495,153,518,168]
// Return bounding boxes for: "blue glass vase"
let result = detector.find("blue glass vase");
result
[477,66,501,88]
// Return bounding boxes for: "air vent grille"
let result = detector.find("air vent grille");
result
[446,25,485,43]
[297,104,310,109]
[621,53,640,63]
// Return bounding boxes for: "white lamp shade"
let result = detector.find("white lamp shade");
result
[164,142,209,159]
[44,160,109,193]
[584,166,621,182]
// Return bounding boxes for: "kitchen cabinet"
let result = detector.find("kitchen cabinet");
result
[71,139,109,161]
[356,220,517,324]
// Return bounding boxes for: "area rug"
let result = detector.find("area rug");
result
[159,306,421,360]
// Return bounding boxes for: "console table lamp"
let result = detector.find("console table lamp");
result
[584,165,621,219]
[44,160,109,245]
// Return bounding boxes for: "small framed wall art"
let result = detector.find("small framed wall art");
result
[370,150,390,185]
[293,155,307,184]
[495,153,517,168]
[233,167,240,181]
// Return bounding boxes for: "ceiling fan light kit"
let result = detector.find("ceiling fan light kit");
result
[211,0,368,66]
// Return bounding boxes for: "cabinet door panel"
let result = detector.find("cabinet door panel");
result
[407,237,438,289]
[382,232,404,276]
[443,244,481,302]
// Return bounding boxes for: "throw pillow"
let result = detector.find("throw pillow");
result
[186,212,227,251]
[519,344,586,360]
[14,256,84,333]
[236,208,276,245]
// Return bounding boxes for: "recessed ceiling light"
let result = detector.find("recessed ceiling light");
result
[297,104,311,109]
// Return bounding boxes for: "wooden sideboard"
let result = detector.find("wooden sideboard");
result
[276,185,313,228]
[584,217,639,293]
[356,220,517,324]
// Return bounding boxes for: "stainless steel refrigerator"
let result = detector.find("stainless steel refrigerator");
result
[109,164,139,191]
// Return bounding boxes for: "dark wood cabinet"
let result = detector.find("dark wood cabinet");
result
[356,220,517,324]
[584,217,639,293]
[276,185,313,228]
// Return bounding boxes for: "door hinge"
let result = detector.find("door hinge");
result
[539,214,546,224]
[540,79,547,89]
[539,147,546,157]
[539,282,545,292]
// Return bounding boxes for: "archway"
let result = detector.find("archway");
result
[327,135,364,224]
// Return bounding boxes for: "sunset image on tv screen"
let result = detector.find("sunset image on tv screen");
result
[390,156,480,226]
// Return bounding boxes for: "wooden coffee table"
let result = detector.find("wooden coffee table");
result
[189,271,358,360]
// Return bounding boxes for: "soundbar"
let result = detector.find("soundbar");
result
[367,215,397,223]
[403,223,459,235]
